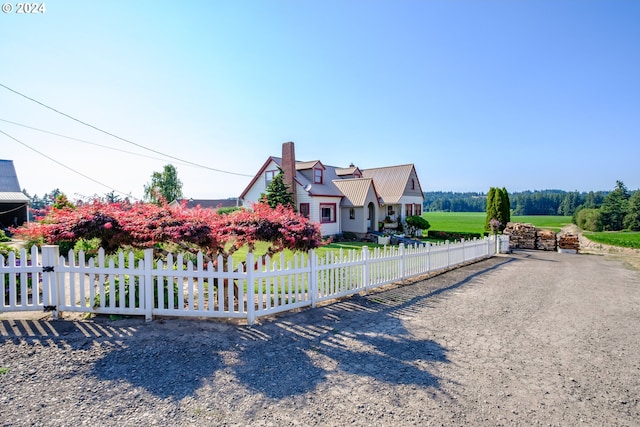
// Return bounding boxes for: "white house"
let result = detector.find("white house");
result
[239,142,424,237]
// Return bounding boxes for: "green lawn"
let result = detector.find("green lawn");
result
[583,231,640,249]
[422,212,573,233]
[230,240,387,267]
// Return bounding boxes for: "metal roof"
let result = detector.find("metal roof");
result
[362,164,417,204]
[0,159,23,193]
[0,192,29,203]
[332,178,376,207]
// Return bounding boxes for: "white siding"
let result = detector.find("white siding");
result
[242,159,280,208]
[307,195,341,236]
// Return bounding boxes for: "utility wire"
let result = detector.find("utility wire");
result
[0,128,137,199]
[0,83,253,177]
[0,118,196,168]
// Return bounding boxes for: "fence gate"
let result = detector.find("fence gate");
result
[1,245,61,316]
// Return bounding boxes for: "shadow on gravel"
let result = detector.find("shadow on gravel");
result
[91,339,225,400]
[0,257,517,402]
[231,257,517,399]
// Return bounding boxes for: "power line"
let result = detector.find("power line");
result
[0,128,137,199]
[0,117,197,168]
[0,83,253,177]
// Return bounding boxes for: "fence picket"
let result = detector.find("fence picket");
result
[1,237,502,324]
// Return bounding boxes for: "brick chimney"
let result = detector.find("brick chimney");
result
[281,141,297,206]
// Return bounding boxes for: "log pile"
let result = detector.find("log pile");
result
[503,222,537,249]
[536,229,557,251]
[557,234,580,252]
[503,222,558,251]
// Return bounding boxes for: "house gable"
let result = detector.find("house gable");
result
[361,164,424,204]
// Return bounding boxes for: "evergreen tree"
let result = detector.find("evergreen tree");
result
[485,187,510,232]
[484,188,497,232]
[623,191,640,231]
[144,164,183,205]
[262,168,295,210]
[600,181,629,231]
[499,187,511,225]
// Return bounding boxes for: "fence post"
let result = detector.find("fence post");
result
[310,249,318,308]
[446,240,450,268]
[399,243,406,282]
[461,238,466,263]
[41,245,60,319]
[144,248,153,322]
[246,252,255,325]
[362,246,370,294]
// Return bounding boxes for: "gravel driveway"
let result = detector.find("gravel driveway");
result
[1,249,639,426]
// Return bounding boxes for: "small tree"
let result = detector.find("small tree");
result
[144,164,183,205]
[405,215,430,237]
[485,187,510,233]
[261,168,295,210]
[574,208,602,232]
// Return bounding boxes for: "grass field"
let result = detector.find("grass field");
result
[422,212,573,233]
[583,231,640,249]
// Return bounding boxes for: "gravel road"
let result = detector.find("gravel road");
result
[1,249,639,426]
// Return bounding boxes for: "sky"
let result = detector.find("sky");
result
[1,0,639,202]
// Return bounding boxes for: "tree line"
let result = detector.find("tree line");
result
[424,189,611,216]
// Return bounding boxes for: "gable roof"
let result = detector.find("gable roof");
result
[362,164,423,204]
[0,160,29,203]
[239,156,343,199]
[335,166,362,177]
[332,178,380,207]
[240,149,424,206]
[295,160,324,171]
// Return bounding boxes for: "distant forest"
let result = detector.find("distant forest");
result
[423,190,614,216]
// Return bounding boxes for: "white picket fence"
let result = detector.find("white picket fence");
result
[1,236,507,325]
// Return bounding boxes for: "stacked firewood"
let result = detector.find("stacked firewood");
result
[503,222,537,249]
[558,234,580,252]
[503,222,559,251]
[536,229,558,251]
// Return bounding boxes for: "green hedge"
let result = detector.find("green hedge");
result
[427,230,483,241]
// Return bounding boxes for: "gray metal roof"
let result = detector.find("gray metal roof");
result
[0,192,29,202]
[0,159,23,193]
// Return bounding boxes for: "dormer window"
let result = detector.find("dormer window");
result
[314,168,323,184]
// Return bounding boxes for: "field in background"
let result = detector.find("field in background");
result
[583,231,640,249]
[422,212,573,234]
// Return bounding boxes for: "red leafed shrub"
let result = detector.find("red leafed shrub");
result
[12,200,324,262]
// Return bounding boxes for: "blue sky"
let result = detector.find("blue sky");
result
[1,0,639,201]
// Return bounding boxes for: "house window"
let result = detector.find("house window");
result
[387,205,394,217]
[411,179,415,190]
[414,203,422,216]
[320,203,336,223]
[406,204,413,217]
[265,170,277,185]
[314,168,323,184]
[349,208,355,220]
[299,203,310,218]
